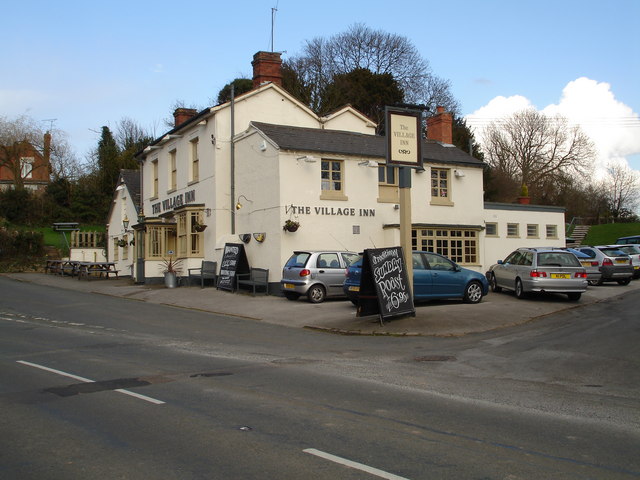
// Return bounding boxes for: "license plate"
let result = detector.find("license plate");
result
[283,283,295,289]
[348,286,360,292]
[551,273,570,279]
[580,261,591,267]
[615,259,627,264]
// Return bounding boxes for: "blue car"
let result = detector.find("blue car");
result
[343,251,489,305]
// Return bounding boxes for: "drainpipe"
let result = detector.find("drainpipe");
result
[231,85,235,234]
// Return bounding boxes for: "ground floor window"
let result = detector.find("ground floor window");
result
[412,228,478,264]
[146,225,176,259]
[176,208,204,258]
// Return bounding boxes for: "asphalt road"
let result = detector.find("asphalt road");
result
[1,277,639,479]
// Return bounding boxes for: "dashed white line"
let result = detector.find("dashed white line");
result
[303,448,410,480]
[16,360,165,405]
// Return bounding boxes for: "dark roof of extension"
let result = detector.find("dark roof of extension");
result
[120,169,141,212]
[251,122,485,167]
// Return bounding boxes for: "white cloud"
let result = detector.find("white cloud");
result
[466,78,640,177]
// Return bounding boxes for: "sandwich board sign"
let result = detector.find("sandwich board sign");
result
[217,243,250,292]
[356,246,415,322]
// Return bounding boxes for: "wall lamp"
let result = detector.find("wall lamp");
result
[236,195,253,210]
[358,160,379,168]
[297,155,316,163]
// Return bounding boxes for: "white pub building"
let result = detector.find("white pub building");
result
[107,52,566,289]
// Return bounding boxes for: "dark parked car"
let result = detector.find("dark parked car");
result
[343,251,489,305]
[487,247,587,300]
[576,246,634,285]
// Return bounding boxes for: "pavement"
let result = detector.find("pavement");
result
[3,272,640,336]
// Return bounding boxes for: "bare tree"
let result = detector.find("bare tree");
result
[482,109,596,192]
[48,130,84,181]
[602,163,640,219]
[0,115,49,189]
[284,23,459,116]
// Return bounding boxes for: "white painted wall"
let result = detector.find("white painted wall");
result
[483,204,566,270]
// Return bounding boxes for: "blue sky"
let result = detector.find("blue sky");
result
[2,0,639,173]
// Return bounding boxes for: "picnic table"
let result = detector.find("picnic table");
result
[77,262,119,280]
[45,259,81,276]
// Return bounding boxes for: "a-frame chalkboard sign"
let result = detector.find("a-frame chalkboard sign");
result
[217,243,250,292]
[357,247,415,322]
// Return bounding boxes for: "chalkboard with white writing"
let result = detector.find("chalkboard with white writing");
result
[217,243,250,292]
[357,247,414,320]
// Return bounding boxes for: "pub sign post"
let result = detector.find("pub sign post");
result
[386,107,423,291]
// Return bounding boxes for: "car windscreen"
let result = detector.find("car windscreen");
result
[285,252,311,268]
[537,252,581,267]
[618,246,640,255]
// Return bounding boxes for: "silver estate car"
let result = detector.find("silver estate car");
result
[280,250,360,303]
[487,247,588,301]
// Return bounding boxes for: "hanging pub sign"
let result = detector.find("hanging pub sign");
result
[386,107,423,169]
[357,246,415,321]
[217,243,250,292]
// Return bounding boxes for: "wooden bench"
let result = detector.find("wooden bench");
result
[236,268,269,295]
[188,261,218,288]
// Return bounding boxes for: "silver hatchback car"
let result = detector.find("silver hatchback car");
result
[576,246,634,285]
[280,250,360,303]
[487,247,588,301]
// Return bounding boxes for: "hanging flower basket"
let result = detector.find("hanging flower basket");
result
[283,220,300,232]
[193,223,207,232]
[117,239,127,247]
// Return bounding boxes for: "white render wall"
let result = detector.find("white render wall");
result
[106,183,138,275]
[483,204,566,269]
[234,130,491,277]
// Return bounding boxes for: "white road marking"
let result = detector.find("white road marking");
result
[16,360,165,405]
[303,448,410,480]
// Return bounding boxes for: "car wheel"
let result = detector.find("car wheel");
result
[283,292,300,301]
[587,280,599,286]
[307,284,326,303]
[567,292,582,301]
[489,274,502,293]
[617,278,631,286]
[515,278,526,299]
[463,281,483,304]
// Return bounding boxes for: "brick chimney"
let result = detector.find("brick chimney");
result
[426,106,453,144]
[44,131,52,175]
[173,108,198,127]
[252,51,282,88]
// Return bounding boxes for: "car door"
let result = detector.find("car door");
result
[315,252,345,297]
[493,251,521,288]
[424,252,465,297]
[411,252,433,300]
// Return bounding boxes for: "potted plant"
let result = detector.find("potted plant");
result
[283,219,300,232]
[192,221,207,232]
[117,238,127,247]
[518,184,531,204]
[160,257,183,288]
